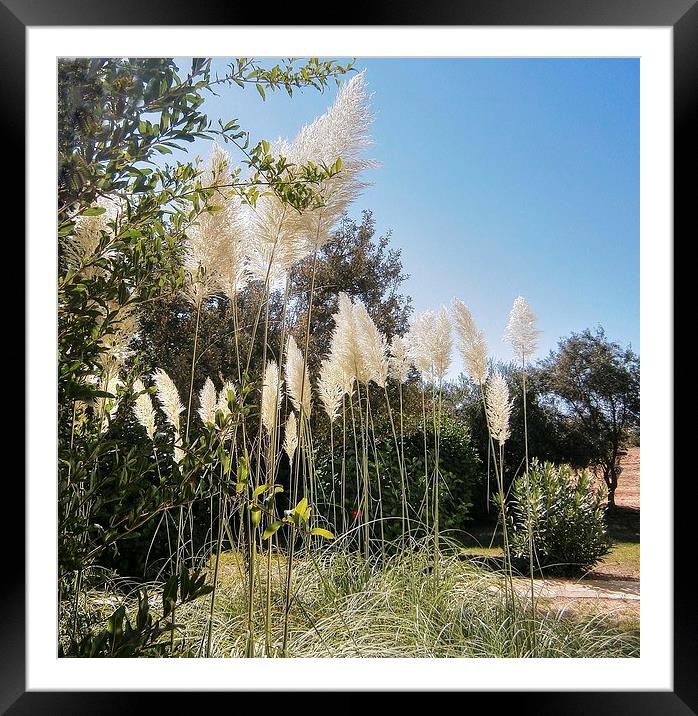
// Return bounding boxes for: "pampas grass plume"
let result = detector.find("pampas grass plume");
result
[452,298,488,385]
[505,296,540,362]
[152,369,184,433]
[132,378,157,441]
[485,372,512,446]
[285,336,312,417]
[261,361,283,434]
[197,377,217,425]
[284,412,299,462]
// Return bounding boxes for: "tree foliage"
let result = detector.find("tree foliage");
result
[537,328,640,509]
[290,211,412,367]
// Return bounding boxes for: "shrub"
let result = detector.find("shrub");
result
[314,415,482,545]
[508,460,611,575]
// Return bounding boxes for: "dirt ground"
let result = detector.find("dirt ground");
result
[607,446,640,511]
[560,447,640,617]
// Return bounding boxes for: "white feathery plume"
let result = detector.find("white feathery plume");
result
[406,311,435,379]
[485,372,512,446]
[99,302,139,371]
[504,296,540,362]
[245,137,306,290]
[216,380,236,416]
[132,378,157,441]
[152,368,184,433]
[152,368,185,462]
[246,72,375,282]
[328,292,362,388]
[452,298,489,385]
[246,229,303,290]
[353,299,389,387]
[317,355,344,422]
[215,193,251,301]
[290,71,376,253]
[388,335,411,384]
[64,195,122,277]
[285,335,312,417]
[284,412,299,462]
[184,144,248,306]
[406,307,452,382]
[433,306,452,380]
[261,360,283,434]
[197,377,217,426]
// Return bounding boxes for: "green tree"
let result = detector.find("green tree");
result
[538,328,640,510]
[290,211,412,368]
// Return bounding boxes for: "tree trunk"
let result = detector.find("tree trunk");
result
[604,465,618,514]
[607,485,616,513]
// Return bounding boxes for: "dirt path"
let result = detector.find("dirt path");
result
[512,576,640,620]
[513,576,639,600]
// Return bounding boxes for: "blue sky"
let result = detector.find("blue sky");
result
[177,57,639,374]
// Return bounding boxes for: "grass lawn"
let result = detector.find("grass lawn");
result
[593,541,640,580]
[458,506,640,581]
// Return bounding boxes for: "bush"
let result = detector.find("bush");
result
[313,415,483,546]
[508,460,611,575]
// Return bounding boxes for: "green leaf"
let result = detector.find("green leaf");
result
[83,206,107,216]
[309,528,335,540]
[262,520,283,540]
[293,496,308,516]
[256,83,266,101]
[237,457,249,483]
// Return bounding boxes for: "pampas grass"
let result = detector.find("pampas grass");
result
[63,66,633,666]
[388,335,410,384]
[485,372,512,447]
[152,369,184,434]
[197,377,218,426]
[183,145,247,308]
[261,361,283,435]
[505,296,540,363]
[406,307,452,383]
[353,300,389,388]
[63,195,122,279]
[317,356,344,423]
[291,71,375,253]
[505,295,541,648]
[284,412,299,462]
[452,298,488,385]
[132,378,157,441]
[285,336,312,418]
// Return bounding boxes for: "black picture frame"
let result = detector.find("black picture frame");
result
[8,0,690,710]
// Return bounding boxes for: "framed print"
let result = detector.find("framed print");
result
[10,0,693,710]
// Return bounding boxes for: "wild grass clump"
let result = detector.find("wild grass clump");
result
[80,543,638,659]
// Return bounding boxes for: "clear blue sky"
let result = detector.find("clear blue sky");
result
[177,58,639,374]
